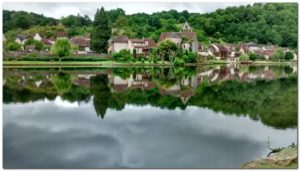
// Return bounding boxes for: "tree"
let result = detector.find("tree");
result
[60,15,81,27]
[68,26,80,36]
[271,48,284,61]
[156,40,178,63]
[149,16,161,29]
[248,52,257,61]
[50,72,73,95]
[179,16,186,23]
[52,38,72,59]
[91,7,111,53]
[24,39,44,50]
[6,42,22,51]
[13,15,32,29]
[239,53,249,61]
[90,75,111,119]
[113,16,128,28]
[112,49,133,62]
[285,51,294,61]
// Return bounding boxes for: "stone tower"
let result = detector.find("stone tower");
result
[181,21,192,32]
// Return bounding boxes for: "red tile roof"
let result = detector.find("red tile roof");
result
[70,36,90,47]
[129,39,144,43]
[41,38,53,45]
[112,36,128,43]
[144,37,156,48]
[158,32,197,42]
[57,32,68,37]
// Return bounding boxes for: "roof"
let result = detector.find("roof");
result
[112,36,128,43]
[158,32,197,42]
[129,39,144,43]
[41,38,53,45]
[181,21,192,31]
[57,32,67,37]
[144,37,156,48]
[16,35,27,41]
[70,36,90,47]
[25,45,35,51]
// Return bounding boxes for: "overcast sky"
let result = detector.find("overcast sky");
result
[3,2,253,19]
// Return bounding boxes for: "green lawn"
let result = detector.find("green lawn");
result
[3,60,294,68]
[3,60,173,67]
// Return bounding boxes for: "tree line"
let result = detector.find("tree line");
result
[3,3,298,49]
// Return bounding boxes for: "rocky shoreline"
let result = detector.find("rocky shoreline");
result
[241,146,297,168]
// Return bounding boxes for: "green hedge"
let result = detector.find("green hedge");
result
[4,56,110,62]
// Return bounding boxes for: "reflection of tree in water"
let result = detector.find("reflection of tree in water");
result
[3,66,297,128]
[50,72,73,95]
[90,75,111,119]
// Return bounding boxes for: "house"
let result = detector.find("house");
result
[208,44,220,57]
[34,33,42,41]
[70,36,92,54]
[25,45,36,52]
[109,36,156,57]
[109,36,129,53]
[142,38,156,56]
[128,37,156,56]
[128,38,146,54]
[41,38,54,46]
[158,21,199,52]
[15,35,27,45]
[56,32,68,39]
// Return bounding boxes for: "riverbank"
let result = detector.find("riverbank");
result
[241,146,297,169]
[3,60,296,68]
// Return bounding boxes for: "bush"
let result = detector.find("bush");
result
[6,42,22,51]
[173,58,185,66]
[285,51,294,61]
[248,53,257,61]
[271,48,285,61]
[239,53,249,61]
[112,49,133,62]
[24,39,44,50]
[52,38,72,58]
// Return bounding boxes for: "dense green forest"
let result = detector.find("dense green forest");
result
[3,3,298,48]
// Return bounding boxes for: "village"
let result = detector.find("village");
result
[3,21,298,63]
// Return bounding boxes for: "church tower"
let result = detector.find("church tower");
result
[180,21,192,32]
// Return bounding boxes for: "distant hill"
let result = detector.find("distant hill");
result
[3,3,298,48]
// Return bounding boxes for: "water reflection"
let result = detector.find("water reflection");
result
[3,65,298,168]
[4,65,297,129]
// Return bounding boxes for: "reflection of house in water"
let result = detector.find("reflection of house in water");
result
[108,73,155,92]
[73,74,96,88]
[108,75,133,92]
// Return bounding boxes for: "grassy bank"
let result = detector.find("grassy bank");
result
[3,60,174,68]
[3,60,295,68]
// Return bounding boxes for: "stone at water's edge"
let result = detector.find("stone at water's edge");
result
[241,146,297,168]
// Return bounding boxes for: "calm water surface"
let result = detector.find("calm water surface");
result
[3,65,297,168]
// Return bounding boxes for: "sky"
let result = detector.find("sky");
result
[3,2,253,19]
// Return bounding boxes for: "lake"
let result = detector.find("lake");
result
[3,64,297,169]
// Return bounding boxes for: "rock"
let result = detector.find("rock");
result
[241,146,297,168]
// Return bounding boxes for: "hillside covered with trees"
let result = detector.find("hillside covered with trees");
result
[3,3,298,48]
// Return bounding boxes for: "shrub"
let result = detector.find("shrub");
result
[285,51,294,61]
[248,53,257,61]
[6,42,22,51]
[24,39,44,50]
[52,38,72,58]
[173,58,185,66]
[271,48,285,61]
[112,49,133,62]
[239,53,249,61]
